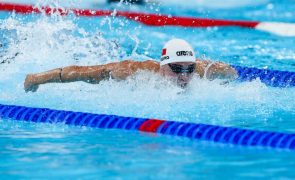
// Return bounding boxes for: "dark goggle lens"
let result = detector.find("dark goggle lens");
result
[168,64,196,74]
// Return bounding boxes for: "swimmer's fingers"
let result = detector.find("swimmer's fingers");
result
[29,85,39,92]
[24,74,39,92]
[207,63,238,80]
[25,84,39,93]
[222,64,238,80]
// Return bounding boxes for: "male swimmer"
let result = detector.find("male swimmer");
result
[24,39,238,92]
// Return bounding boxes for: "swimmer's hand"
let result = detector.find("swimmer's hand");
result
[24,74,39,92]
[206,62,238,81]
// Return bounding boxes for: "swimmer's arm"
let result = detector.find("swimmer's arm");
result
[196,60,238,80]
[24,60,159,92]
[24,65,111,92]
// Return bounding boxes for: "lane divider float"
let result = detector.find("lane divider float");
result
[1,2,295,36]
[233,66,295,87]
[1,103,295,150]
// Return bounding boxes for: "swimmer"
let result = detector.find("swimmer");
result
[24,39,238,92]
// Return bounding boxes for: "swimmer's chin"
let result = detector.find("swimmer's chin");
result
[177,82,189,88]
[176,82,189,95]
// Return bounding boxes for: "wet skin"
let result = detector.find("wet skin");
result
[24,60,237,92]
[160,62,196,88]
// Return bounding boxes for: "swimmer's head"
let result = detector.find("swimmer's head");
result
[160,39,196,66]
[159,39,196,88]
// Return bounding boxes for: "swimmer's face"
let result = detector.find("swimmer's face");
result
[160,62,196,88]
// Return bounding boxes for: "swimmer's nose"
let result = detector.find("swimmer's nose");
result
[177,73,191,87]
[178,73,190,81]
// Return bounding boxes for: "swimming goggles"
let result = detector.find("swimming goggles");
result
[168,63,196,74]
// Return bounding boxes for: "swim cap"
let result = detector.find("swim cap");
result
[160,39,196,66]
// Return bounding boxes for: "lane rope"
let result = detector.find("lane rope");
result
[233,66,295,87]
[1,103,295,150]
[1,2,295,36]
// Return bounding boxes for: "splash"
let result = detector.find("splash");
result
[0,1,294,131]
[0,16,122,68]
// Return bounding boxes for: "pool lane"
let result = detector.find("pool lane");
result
[1,103,295,150]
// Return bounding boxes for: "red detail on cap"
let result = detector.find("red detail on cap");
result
[162,48,167,56]
[0,3,259,28]
[139,119,165,133]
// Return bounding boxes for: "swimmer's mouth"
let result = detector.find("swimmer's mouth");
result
[177,80,188,88]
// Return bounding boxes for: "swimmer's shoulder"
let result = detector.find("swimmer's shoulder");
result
[102,59,160,73]
[195,59,210,78]
[196,59,210,67]
[133,60,160,72]
[122,60,160,72]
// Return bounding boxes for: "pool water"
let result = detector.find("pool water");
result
[2,120,295,179]
[0,0,295,178]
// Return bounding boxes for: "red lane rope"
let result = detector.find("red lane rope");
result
[139,119,165,133]
[0,2,259,28]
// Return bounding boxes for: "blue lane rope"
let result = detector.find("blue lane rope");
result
[233,66,295,87]
[1,104,295,150]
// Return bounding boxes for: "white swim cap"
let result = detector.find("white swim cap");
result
[160,39,196,66]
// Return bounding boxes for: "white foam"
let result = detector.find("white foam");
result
[0,16,123,77]
[0,6,294,127]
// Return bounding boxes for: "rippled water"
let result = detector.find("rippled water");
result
[1,120,295,179]
[0,0,295,179]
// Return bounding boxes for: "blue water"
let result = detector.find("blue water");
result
[0,0,295,178]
